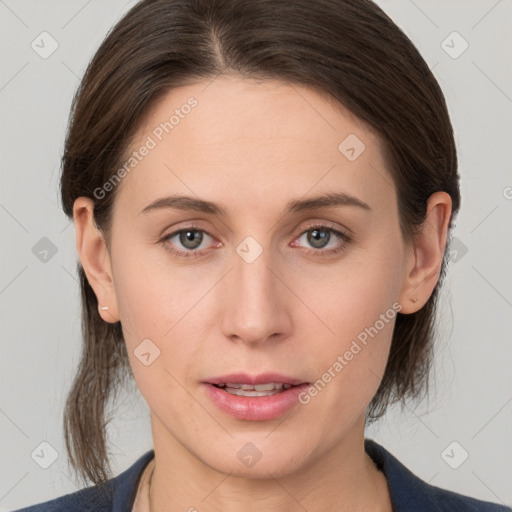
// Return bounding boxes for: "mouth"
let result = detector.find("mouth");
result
[202,373,310,421]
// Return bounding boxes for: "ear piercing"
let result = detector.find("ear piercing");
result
[100,305,109,311]
[410,297,418,303]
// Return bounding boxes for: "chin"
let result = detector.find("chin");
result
[196,437,312,480]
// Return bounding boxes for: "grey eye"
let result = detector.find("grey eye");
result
[306,228,331,249]
[177,229,204,250]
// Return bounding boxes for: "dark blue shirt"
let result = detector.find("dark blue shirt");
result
[13,439,511,511]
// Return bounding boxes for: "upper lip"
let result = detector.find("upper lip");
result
[203,373,309,386]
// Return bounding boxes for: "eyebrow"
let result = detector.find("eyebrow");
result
[140,191,371,216]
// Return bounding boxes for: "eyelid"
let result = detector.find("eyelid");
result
[297,220,350,238]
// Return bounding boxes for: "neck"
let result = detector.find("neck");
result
[145,414,392,512]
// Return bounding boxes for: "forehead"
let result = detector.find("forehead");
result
[114,75,395,218]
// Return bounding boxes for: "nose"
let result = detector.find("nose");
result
[220,243,292,345]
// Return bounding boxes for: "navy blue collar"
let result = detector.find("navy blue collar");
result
[364,438,508,511]
[104,440,507,511]
[111,449,155,510]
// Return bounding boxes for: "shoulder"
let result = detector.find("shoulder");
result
[12,450,155,512]
[365,439,511,512]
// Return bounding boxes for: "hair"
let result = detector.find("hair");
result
[60,0,460,486]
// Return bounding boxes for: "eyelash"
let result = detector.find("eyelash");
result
[159,222,351,259]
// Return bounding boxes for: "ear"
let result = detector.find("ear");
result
[398,191,453,314]
[73,197,120,323]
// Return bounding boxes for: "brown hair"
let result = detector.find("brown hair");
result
[60,0,460,485]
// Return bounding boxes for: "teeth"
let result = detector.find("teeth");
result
[214,382,295,396]
[254,383,279,391]
[225,388,281,397]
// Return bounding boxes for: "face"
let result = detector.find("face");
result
[100,75,412,477]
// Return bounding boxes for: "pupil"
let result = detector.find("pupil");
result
[308,228,330,249]
[180,230,203,249]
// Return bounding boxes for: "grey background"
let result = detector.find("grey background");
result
[1,0,511,509]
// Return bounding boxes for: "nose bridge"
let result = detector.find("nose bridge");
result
[221,235,290,343]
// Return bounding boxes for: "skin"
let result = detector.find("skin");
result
[73,75,452,512]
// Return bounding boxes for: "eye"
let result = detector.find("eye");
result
[160,225,217,258]
[292,223,351,256]
[159,223,351,259]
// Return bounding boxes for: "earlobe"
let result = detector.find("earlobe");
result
[398,192,452,314]
[73,197,120,323]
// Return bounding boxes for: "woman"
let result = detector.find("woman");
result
[14,0,510,510]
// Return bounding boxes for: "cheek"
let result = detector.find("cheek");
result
[295,241,402,347]
[112,261,201,412]
[110,245,218,391]
[292,241,402,415]
[296,292,397,429]
[111,241,211,339]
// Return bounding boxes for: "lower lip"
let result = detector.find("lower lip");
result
[202,383,310,421]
